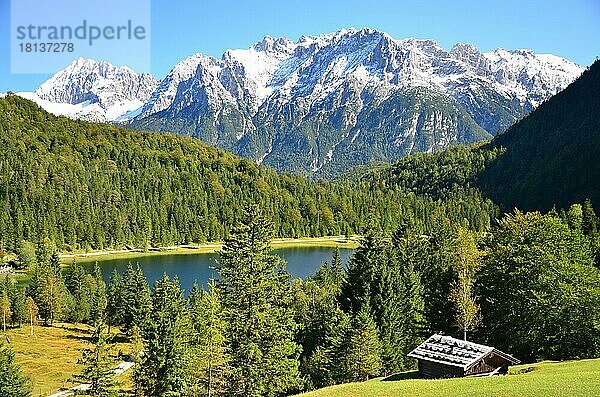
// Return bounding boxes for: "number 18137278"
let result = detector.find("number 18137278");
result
[19,42,74,52]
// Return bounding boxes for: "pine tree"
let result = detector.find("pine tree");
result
[0,342,31,397]
[217,205,301,396]
[74,320,119,397]
[134,274,190,396]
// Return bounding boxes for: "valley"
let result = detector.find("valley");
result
[0,4,598,396]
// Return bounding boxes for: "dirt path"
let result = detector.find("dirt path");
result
[47,361,134,397]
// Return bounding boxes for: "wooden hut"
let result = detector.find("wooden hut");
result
[407,334,520,378]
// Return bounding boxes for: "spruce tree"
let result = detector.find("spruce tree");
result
[0,342,31,397]
[122,264,151,333]
[106,270,125,330]
[10,288,26,327]
[340,232,386,315]
[217,205,301,396]
[65,263,91,323]
[336,305,382,382]
[134,274,190,396]
[340,227,424,374]
[74,320,119,397]
[189,281,229,397]
[28,251,67,326]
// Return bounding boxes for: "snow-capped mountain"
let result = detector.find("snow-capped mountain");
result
[19,58,158,122]
[131,28,582,175]
[27,29,583,176]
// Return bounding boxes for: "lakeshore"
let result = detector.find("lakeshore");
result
[58,236,360,264]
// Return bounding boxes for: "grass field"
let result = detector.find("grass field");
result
[296,359,600,397]
[6,323,131,396]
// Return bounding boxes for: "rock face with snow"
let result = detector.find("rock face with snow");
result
[130,28,582,176]
[28,29,583,176]
[23,58,158,122]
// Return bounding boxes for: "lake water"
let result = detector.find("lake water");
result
[86,246,354,292]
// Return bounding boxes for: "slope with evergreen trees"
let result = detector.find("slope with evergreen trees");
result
[477,60,600,211]
[0,95,498,253]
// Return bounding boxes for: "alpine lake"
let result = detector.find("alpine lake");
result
[83,246,354,292]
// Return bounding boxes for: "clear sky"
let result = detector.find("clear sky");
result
[1,0,599,92]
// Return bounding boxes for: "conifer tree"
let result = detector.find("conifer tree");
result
[10,288,26,327]
[75,320,119,397]
[336,305,382,382]
[0,342,31,397]
[217,205,301,396]
[122,264,151,333]
[66,263,91,323]
[341,226,424,374]
[134,275,190,396]
[28,252,67,326]
[106,270,125,330]
[189,281,230,397]
[340,231,386,315]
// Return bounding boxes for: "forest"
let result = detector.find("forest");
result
[1,61,600,397]
[0,95,497,254]
[2,203,600,396]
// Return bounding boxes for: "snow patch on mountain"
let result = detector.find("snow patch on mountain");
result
[19,28,585,175]
[28,57,158,122]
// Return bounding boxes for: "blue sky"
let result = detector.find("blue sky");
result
[1,0,599,92]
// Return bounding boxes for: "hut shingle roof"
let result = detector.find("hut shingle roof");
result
[407,334,520,370]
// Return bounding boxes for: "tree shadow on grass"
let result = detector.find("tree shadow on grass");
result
[382,371,421,382]
[64,334,93,342]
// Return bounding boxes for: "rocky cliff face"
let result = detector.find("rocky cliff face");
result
[28,29,583,177]
[24,58,158,122]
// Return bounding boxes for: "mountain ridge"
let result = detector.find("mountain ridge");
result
[19,28,583,176]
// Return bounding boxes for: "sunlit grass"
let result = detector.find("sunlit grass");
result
[296,359,600,397]
[6,322,131,396]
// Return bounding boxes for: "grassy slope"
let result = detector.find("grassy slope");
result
[296,359,600,397]
[6,323,130,396]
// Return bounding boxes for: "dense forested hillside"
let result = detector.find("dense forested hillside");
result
[357,60,600,214]
[478,60,600,211]
[0,96,498,253]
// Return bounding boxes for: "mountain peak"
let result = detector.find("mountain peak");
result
[24,28,585,176]
[31,58,158,122]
